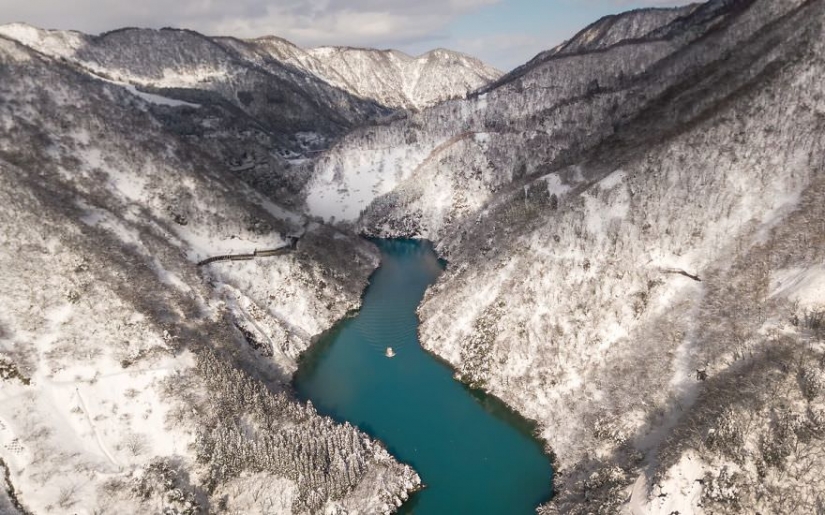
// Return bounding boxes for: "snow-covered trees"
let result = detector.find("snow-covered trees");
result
[303,0,825,512]
[0,32,411,514]
[188,350,418,513]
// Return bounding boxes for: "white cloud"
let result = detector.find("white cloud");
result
[454,32,551,71]
[0,0,499,49]
[581,0,690,6]
[208,8,454,49]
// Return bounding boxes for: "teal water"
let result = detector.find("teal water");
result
[293,239,553,514]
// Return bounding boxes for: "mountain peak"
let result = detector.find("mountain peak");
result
[0,22,87,58]
[253,39,502,110]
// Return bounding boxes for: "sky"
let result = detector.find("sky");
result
[1,0,691,71]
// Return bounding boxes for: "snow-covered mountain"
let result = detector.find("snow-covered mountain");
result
[0,23,391,143]
[0,32,419,514]
[302,0,825,513]
[250,40,503,110]
[0,23,500,202]
[3,0,825,513]
[0,22,500,115]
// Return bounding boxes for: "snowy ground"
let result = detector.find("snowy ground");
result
[0,35,415,514]
[305,0,825,513]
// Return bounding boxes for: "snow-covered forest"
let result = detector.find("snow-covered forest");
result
[305,0,825,512]
[1,0,825,513]
[0,30,417,514]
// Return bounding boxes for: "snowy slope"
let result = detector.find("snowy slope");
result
[300,0,825,513]
[245,38,502,110]
[0,35,418,514]
[495,3,700,88]
[417,1,825,512]
[303,0,743,231]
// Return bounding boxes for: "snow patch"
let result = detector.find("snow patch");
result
[770,266,825,309]
[542,173,572,196]
[0,23,84,58]
[307,145,421,221]
[116,82,200,108]
[643,451,706,515]
[0,37,31,62]
[598,169,627,189]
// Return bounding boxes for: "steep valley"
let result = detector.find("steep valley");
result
[0,32,416,514]
[1,0,825,513]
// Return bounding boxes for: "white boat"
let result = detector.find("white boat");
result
[385,347,396,358]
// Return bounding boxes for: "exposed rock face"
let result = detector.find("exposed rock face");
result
[0,34,418,514]
[303,0,825,512]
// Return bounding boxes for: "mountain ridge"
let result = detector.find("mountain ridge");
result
[250,38,502,110]
[0,22,501,111]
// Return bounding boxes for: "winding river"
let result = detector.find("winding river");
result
[294,239,553,514]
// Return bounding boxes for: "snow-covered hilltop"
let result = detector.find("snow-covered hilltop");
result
[0,22,500,114]
[259,42,503,110]
[303,0,825,513]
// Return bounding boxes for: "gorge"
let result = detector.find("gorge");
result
[0,0,824,513]
[294,239,553,514]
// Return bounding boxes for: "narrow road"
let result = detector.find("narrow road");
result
[197,239,298,267]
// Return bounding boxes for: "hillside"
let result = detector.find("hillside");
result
[0,34,418,514]
[303,0,825,512]
[2,0,824,513]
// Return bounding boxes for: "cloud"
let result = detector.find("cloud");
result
[454,32,550,71]
[579,0,692,6]
[0,0,696,71]
[1,0,499,49]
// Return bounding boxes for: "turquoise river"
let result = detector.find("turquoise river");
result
[293,239,553,514]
